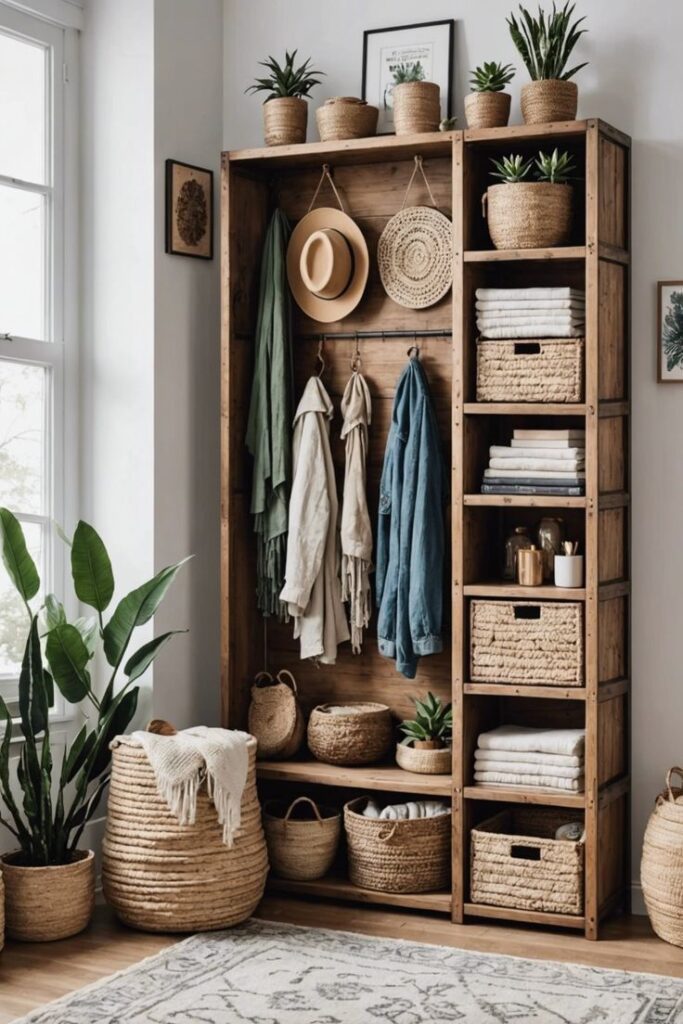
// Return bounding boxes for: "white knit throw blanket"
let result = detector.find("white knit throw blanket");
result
[122,727,250,848]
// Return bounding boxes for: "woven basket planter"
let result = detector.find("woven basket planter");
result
[307,703,393,766]
[470,600,584,686]
[521,79,578,125]
[316,98,378,140]
[471,808,584,915]
[102,737,268,933]
[483,182,573,250]
[263,796,341,881]
[262,97,307,146]
[395,743,451,775]
[464,91,511,129]
[641,767,683,946]
[476,338,584,403]
[344,797,450,893]
[248,669,305,760]
[0,871,3,952]
[1,850,95,942]
[392,81,440,135]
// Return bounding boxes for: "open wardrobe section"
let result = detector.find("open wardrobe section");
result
[220,118,630,941]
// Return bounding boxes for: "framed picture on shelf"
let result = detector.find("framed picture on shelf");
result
[165,159,213,259]
[362,20,454,135]
[657,281,683,381]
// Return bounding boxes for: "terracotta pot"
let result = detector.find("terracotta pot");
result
[483,182,573,250]
[1,849,95,942]
[392,81,440,135]
[263,97,308,147]
[464,91,511,130]
[521,79,578,124]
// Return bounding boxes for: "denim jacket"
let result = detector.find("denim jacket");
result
[376,357,445,679]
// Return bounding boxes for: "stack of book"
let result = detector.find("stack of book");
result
[481,428,586,496]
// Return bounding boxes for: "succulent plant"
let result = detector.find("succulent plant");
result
[392,61,426,85]
[399,692,453,747]
[507,2,588,81]
[535,147,576,183]
[490,153,535,183]
[470,61,516,93]
[246,49,324,101]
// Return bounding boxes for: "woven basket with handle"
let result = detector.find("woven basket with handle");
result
[248,669,305,760]
[641,767,683,947]
[263,795,341,881]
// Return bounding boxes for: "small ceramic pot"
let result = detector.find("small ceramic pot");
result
[554,554,584,589]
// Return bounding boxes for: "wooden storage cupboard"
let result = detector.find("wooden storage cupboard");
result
[221,119,630,940]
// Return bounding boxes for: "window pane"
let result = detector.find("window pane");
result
[0,361,47,516]
[0,185,46,340]
[0,520,42,677]
[0,30,47,184]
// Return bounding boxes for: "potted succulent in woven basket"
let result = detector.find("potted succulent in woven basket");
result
[246,49,324,146]
[508,2,588,124]
[396,692,452,775]
[0,508,187,942]
[465,62,515,129]
[483,147,576,250]
[391,61,440,136]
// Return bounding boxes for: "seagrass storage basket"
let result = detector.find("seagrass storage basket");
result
[344,797,451,893]
[263,796,341,881]
[248,669,305,760]
[102,735,268,932]
[0,871,4,952]
[476,338,584,403]
[471,807,584,915]
[316,97,378,140]
[483,182,573,250]
[307,703,393,766]
[470,600,584,686]
[641,767,683,946]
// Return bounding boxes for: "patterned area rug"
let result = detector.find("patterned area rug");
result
[14,919,683,1023]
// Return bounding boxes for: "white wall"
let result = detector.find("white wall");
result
[223,0,683,907]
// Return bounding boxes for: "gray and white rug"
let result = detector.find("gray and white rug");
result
[14,919,683,1023]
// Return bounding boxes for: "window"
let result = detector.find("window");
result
[0,5,77,708]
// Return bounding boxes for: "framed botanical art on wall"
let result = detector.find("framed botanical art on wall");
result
[658,281,683,381]
[165,159,213,259]
[362,20,454,135]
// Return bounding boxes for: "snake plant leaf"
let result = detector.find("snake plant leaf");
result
[124,630,188,684]
[20,617,49,736]
[71,520,114,613]
[46,624,91,704]
[61,725,97,785]
[0,507,40,605]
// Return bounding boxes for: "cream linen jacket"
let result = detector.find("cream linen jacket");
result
[280,377,349,663]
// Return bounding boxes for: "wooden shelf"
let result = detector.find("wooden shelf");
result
[464,246,586,263]
[464,902,585,930]
[464,494,587,509]
[463,582,586,600]
[228,130,455,169]
[464,682,586,700]
[267,874,452,914]
[256,759,452,797]
[463,118,592,145]
[464,785,585,809]
[464,402,586,416]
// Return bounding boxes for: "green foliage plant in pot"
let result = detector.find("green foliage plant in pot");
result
[0,508,188,942]
[391,61,441,136]
[246,49,324,147]
[465,62,515,130]
[483,147,576,250]
[508,2,587,124]
[395,692,452,775]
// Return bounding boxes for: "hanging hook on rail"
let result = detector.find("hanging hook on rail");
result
[407,331,420,360]
[317,334,326,378]
[351,331,362,372]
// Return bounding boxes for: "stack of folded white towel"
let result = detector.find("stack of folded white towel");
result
[476,287,585,338]
[474,724,585,793]
[482,427,586,496]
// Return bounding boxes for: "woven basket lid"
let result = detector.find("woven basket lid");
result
[377,205,453,309]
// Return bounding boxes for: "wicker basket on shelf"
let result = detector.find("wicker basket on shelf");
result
[392,81,441,134]
[316,97,378,140]
[521,79,578,125]
[395,743,451,775]
[641,767,683,946]
[263,796,341,881]
[307,703,393,766]
[483,182,573,250]
[248,669,305,760]
[476,338,584,403]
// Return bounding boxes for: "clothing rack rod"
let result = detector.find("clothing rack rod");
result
[234,328,452,341]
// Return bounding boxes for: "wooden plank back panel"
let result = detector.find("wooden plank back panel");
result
[598,137,628,250]
[598,261,627,401]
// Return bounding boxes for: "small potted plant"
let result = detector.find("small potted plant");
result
[396,693,452,775]
[0,509,188,942]
[246,49,324,146]
[508,2,587,124]
[483,147,576,249]
[465,62,515,129]
[391,61,440,136]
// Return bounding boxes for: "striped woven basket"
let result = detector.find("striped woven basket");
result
[641,767,683,946]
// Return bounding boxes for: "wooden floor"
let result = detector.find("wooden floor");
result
[1,898,682,1022]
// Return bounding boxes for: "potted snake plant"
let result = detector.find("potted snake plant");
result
[396,693,452,775]
[391,61,441,135]
[508,2,587,124]
[465,62,516,129]
[246,49,324,146]
[483,147,576,249]
[0,509,188,941]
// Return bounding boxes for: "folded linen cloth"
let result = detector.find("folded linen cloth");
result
[474,747,582,768]
[488,458,584,472]
[484,468,585,480]
[476,298,585,312]
[117,727,250,847]
[511,439,585,450]
[476,311,585,325]
[475,758,584,780]
[478,324,584,339]
[474,770,584,792]
[477,724,585,757]
[476,287,585,301]
[490,446,585,461]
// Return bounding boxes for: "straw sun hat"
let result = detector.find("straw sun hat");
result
[287,206,369,323]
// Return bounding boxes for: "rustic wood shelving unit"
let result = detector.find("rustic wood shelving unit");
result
[221,118,630,940]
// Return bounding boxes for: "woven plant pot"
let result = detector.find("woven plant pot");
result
[344,797,451,893]
[316,98,378,141]
[521,79,578,125]
[392,81,440,135]
[307,703,393,766]
[1,850,94,942]
[263,97,307,146]
[248,669,305,760]
[102,736,268,933]
[0,871,3,952]
[396,742,451,775]
[476,337,584,403]
[464,91,511,129]
[263,795,341,881]
[641,767,683,946]
[483,182,573,250]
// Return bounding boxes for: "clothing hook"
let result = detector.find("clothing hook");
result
[317,334,326,378]
[351,331,362,372]
[407,332,420,359]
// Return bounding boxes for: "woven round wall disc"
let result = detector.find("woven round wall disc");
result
[377,205,453,309]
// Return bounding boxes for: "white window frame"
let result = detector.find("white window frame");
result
[0,2,79,719]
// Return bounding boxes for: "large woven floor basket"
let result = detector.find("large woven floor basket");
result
[641,767,683,946]
[102,736,268,932]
